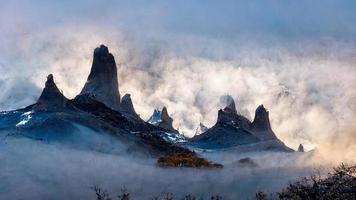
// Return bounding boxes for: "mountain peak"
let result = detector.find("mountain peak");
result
[298,144,305,152]
[252,105,271,130]
[148,107,177,133]
[161,107,172,122]
[94,44,109,55]
[78,45,121,110]
[250,104,277,140]
[46,73,54,83]
[216,95,251,128]
[33,74,69,111]
[120,93,138,117]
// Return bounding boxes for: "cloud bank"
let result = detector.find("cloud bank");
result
[0,0,356,156]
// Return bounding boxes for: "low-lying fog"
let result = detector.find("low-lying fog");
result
[0,131,315,200]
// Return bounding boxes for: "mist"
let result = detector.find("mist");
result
[0,1,356,198]
[0,132,316,200]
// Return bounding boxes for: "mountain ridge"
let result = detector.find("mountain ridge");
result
[1,45,295,165]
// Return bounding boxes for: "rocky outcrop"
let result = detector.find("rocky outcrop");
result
[120,93,139,118]
[251,105,271,130]
[78,45,121,110]
[217,96,251,129]
[160,107,174,129]
[298,144,304,152]
[33,74,71,112]
[250,105,277,140]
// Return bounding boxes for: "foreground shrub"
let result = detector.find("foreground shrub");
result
[92,187,224,200]
[256,164,356,200]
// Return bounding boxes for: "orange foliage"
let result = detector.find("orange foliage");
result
[157,153,223,168]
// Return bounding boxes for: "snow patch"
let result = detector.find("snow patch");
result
[161,132,186,143]
[16,111,33,127]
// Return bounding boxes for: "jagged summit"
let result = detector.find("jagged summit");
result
[120,94,138,117]
[148,107,177,133]
[217,96,251,129]
[189,97,291,151]
[79,44,121,110]
[33,74,69,111]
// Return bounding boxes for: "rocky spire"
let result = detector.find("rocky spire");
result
[216,95,251,128]
[250,104,277,140]
[251,105,271,130]
[147,107,177,133]
[120,93,138,117]
[79,45,121,110]
[161,107,173,126]
[33,74,69,111]
[298,144,305,152]
[217,95,237,124]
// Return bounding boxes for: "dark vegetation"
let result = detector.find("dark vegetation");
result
[92,164,355,200]
[256,164,356,200]
[92,186,223,200]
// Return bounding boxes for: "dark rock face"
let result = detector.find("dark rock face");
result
[33,74,70,112]
[189,123,260,149]
[298,144,305,152]
[216,96,251,129]
[160,107,174,129]
[251,105,271,130]
[120,93,139,118]
[250,105,277,140]
[217,109,251,129]
[79,45,121,110]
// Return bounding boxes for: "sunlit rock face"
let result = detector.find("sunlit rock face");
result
[79,45,121,111]
[33,74,70,112]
